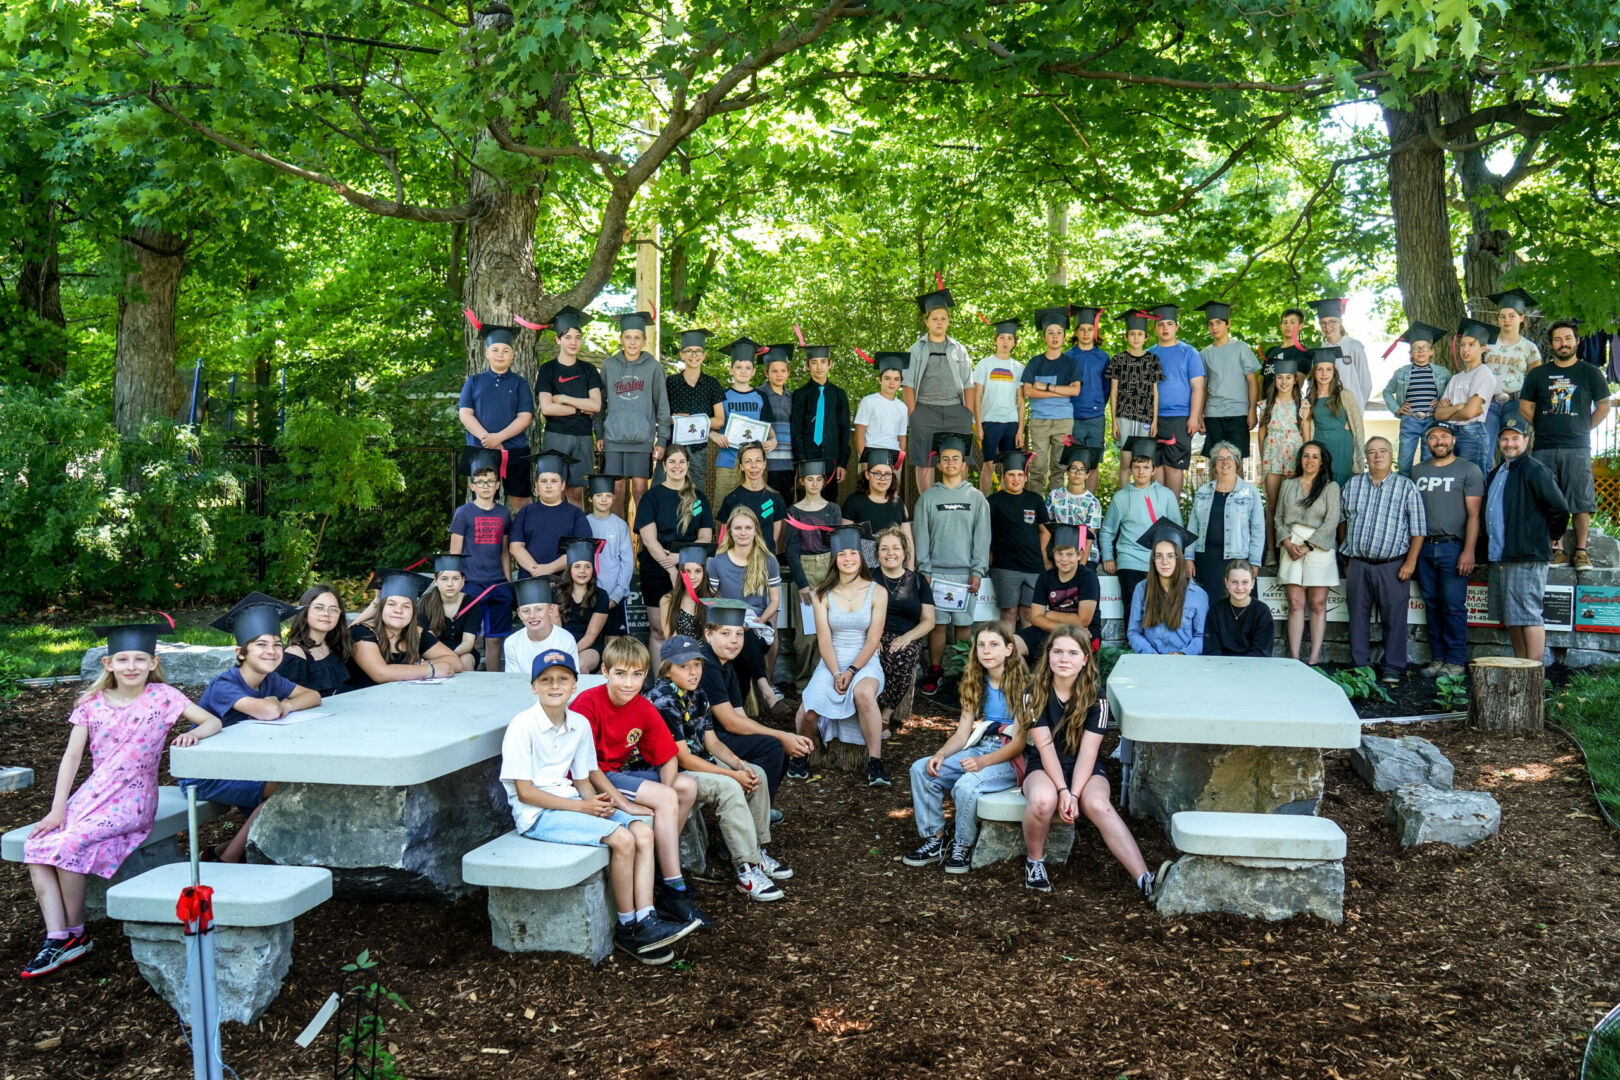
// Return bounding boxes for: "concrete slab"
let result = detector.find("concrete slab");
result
[975,789,1031,822]
[1108,655,1360,748]
[463,830,609,891]
[4,786,229,863]
[1171,811,1346,861]
[0,767,33,793]
[107,863,332,926]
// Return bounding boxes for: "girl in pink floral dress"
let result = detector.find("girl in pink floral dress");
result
[20,622,221,979]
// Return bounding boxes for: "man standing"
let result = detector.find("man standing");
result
[1021,306,1081,493]
[1519,319,1612,572]
[534,306,602,508]
[1479,416,1569,662]
[1408,422,1483,678]
[1065,305,1111,492]
[1339,437,1427,685]
[1195,300,1260,463]
[1309,297,1371,405]
[914,433,991,695]
[1147,303,1206,497]
[904,287,976,495]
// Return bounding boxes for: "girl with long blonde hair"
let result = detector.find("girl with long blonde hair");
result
[709,505,785,711]
[636,443,714,670]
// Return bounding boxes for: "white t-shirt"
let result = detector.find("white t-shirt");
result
[503,623,580,676]
[500,705,595,833]
[1440,364,1499,427]
[854,393,910,450]
[1482,338,1541,397]
[972,356,1026,423]
[1333,336,1373,405]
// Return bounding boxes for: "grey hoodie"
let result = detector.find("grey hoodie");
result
[914,479,991,578]
[595,351,671,451]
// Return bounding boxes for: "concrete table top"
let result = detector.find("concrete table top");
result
[1171,811,1347,861]
[1107,655,1360,749]
[462,830,610,891]
[107,863,333,926]
[170,672,606,787]
[4,786,229,862]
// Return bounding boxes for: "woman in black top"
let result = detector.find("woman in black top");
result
[278,583,354,696]
[417,554,479,672]
[843,447,912,567]
[557,538,611,673]
[1206,560,1276,657]
[636,444,714,668]
[873,526,935,724]
[717,443,785,555]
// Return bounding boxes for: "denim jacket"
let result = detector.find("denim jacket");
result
[1381,362,1454,416]
[1186,480,1266,564]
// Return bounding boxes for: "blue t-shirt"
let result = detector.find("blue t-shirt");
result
[509,500,591,579]
[1022,353,1079,420]
[717,386,768,469]
[458,369,536,449]
[1065,346,1112,420]
[200,666,299,727]
[450,501,512,584]
[1149,342,1206,417]
[983,684,1016,737]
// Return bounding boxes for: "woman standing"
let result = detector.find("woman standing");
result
[1274,441,1342,665]
[636,444,714,670]
[1185,442,1265,601]
[872,526,936,727]
[708,506,786,713]
[793,527,890,789]
[278,583,354,695]
[1126,523,1210,656]
[1304,348,1366,487]
[843,448,912,565]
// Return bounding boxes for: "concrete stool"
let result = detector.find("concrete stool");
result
[462,832,612,962]
[1156,811,1346,924]
[969,789,1075,870]
[3,787,230,922]
[107,863,332,1025]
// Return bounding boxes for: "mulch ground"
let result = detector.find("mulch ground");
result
[1,684,1617,1079]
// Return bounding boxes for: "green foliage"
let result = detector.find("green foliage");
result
[1549,670,1620,826]
[1325,665,1393,704]
[338,950,410,1080]
[1434,671,1470,711]
[0,653,27,708]
[1585,1007,1620,1080]
[276,406,405,567]
[1096,645,1130,687]
[943,637,973,678]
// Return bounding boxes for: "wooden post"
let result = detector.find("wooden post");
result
[635,222,660,358]
[1467,656,1545,733]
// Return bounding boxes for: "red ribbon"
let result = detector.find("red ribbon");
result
[462,308,482,331]
[649,305,659,323]
[499,448,509,479]
[976,312,992,326]
[793,324,807,347]
[934,271,945,291]
[403,556,430,571]
[176,885,214,932]
[854,347,875,365]
[513,315,546,331]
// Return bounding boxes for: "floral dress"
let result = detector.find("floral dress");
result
[1262,399,1304,476]
[23,684,191,878]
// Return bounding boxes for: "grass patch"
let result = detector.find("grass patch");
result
[0,617,236,680]
[1586,1008,1620,1080]
[1549,668,1620,826]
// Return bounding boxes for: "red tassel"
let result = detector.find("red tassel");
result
[1288,324,1301,350]
[403,556,430,571]
[976,312,992,326]
[934,271,945,291]
[1062,434,1074,446]
[854,347,876,365]
[755,344,769,356]
[155,611,175,631]
[462,308,482,331]
[793,324,807,347]
[1381,336,1404,360]
[1095,308,1105,329]
[513,315,546,330]
[649,305,658,323]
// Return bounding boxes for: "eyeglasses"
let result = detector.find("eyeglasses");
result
[308,604,342,615]
[1152,551,1180,561]
[869,469,893,479]
[1213,456,1238,465]
[471,478,499,487]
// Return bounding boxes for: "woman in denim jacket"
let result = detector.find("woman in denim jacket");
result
[1185,441,1266,600]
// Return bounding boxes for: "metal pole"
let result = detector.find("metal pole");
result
[187,359,203,426]
[182,788,223,1080]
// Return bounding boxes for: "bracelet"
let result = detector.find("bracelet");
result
[426,661,437,679]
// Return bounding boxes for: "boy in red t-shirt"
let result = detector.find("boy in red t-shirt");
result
[572,636,713,929]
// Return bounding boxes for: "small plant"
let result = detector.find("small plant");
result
[942,637,972,677]
[1583,1003,1620,1080]
[0,652,25,707]
[1325,665,1392,704]
[1435,671,1470,711]
[335,950,410,1080]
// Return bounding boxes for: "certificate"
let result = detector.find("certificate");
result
[931,579,971,612]
[723,412,772,446]
[672,413,710,446]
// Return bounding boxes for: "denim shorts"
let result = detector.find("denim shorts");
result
[179,778,265,818]
[606,769,660,797]
[522,806,637,846]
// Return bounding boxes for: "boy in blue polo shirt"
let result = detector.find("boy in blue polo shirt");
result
[1022,307,1081,494]
[1065,306,1111,492]
[458,321,537,511]
[1147,304,1206,496]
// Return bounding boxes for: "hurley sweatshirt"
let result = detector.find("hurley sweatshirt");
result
[914,480,991,579]
[596,352,671,451]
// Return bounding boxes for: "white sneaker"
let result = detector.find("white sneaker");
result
[759,848,794,880]
[735,863,785,902]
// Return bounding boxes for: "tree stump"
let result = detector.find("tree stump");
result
[808,738,868,776]
[1467,656,1544,733]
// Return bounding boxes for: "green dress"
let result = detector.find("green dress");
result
[1310,397,1355,487]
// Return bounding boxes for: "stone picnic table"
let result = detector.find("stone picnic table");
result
[170,672,605,900]
[1106,655,1360,829]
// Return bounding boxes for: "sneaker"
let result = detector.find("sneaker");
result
[20,934,92,979]
[866,758,892,788]
[1421,660,1446,678]
[944,842,971,874]
[735,863,785,902]
[1380,671,1402,686]
[614,922,673,965]
[1143,860,1173,902]
[638,912,701,952]
[759,848,793,880]
[1551,549,1571,567]
[902,834,946,867]
[1024,858,1053,893]
[918,666,943,695]
[785,757,811,781]
[1441,663,1467,679]
[655,885,714,929]
[770,807,785,825]
[1573,549,1594,572]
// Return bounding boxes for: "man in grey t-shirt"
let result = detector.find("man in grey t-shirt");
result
[1407,420,1483,676]
[1195,301,1260,459]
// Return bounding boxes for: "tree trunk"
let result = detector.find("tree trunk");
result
[1467,656,1544,733]
[15,172,67,379]
[1381,94,1465,332]
[461,176,542,381]
[1046,197,1069,292]
[113,227,187,434]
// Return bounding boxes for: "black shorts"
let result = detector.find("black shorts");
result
[638,554,677,607]
[461,445,534,499]
[1155,416,1192,471]
[1202,415,1252,459]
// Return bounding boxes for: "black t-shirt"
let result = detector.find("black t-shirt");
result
[1206,598,1276,658]
[1023,695,1107,776]
[844,492,910,534]
[1032,565,1100,630]
[718,485,787,555]
[666,371,725,419]
[987,490,1050,573]
[558,587,611,642]
[1520,360,1611,449]
[533,359,604,437]
[275,649,351,698]
[637,484,714,550]
[419,596,476,648]
[346,623,442,690]
[877,569,935,635]
[1204,490,1228,562]
[698,641,746,710]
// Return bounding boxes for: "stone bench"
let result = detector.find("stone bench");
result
[462,831,612,963]
[3,786,230,922]
[967,789,1076,870]
[106,862,332,1025]
[1155,811,1346,924]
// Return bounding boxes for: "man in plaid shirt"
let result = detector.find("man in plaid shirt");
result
[1339,436,1428,685]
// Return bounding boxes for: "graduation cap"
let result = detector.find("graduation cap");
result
[584,474,615,498]
[559,535,603,567]
[830,525,863,555]
[92,614,175,657]
[465,448,503,477]
[513,576,554,608]
[1381,320,1448,359]
[916,288,954,315]
[1456,317,1498,346]
[803,345,831,360]
[1269,356,1303,376]
[678,328,712,351]
[617,311,655,333]
[1124,436,1160,463]
[797,459,834,478]
[705,599,750,627]
[1148,304,1179,323]
[1307,297,1349,320]
[1135,517,1198,553]
[532,449,577,479]
[1264,343,1311,375]
[372,569,431,602]
[1117,309,1153,333]
[1308,345,1344,367]
[1050,524,1084,551]
[677,542,717,567]
[480,325,517,348]
[550,306,588,336]
[995,450,1035,473]
[1070,306,1104,328]
[432,552,467,575]
[211,592,299,646]
[1035,306,1070,332]
[1195,300,1232,323]
[1488,288,1537,315]
[930,431,973,461]
[991,317,1022,337]
[862,446,901,469]
[1060,443,1101,470]
[874,352,908,375]
[761,343,797,365]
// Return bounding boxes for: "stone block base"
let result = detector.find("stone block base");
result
[1155,854,1344,924]
[123,920,295,1025]
[486,878,611,963]
[247,759,512,900]
[968,819,1075,870]
[1385,784,1500,848]
[0,766,34,792]
[1127,742,1324,830]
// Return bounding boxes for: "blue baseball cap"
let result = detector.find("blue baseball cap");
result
[530,649,578,680]
[661,635,705,667]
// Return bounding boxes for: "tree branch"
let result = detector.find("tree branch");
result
[486,118,624,170]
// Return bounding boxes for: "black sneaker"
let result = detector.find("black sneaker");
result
[785,757,811,781]
[944,842,971,874]
[20,934,92,980]
[918,666,944,695]
[655,885,714,929]
[638,912,701,952]
[866,758,891,788]
[902,835,946,867]
[1025,858,1053,893]
[614,921,673,965]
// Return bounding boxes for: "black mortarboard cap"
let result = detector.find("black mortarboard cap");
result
[720,337,761,364]
[1308,345,1344,366]
[1265,343,1311,371]
[1148,304,1179,323]
[432,552,467,575]
[1050,525,1083,551]
[617,311,654,333]
[862,447,901,468]
[466,448,503,477]
[931,431,973,460]
[705,599,749,626]
[1195,300,1232,323]
[992,317,1022,337]
[1307,297,1349,320]
[1035,306,1070,331]
[762,343,797,364]
[481,325,516,348]
[373,569,431,602]
[1269,357,1302,376]
[1060,443,1100,470]
[1124,436,1160,463]
[211,592,298,645]
[1488,288,1537,314]
[512,576,554,608]
[1398,321,1447,345]
[92,616,174,657]
[874,352,908,374]
[1070,305,1104,327]
[830,525,863,555]
[996,449,1034,473]
[559,536,603,566]
[1135,517,1198,553]
[550,306,588,336]
[677,542,717,567]
[585,474,616,497]
[915,288,955,314]
[803,345,830,360]
[533,449,577,478]
[678,328,712,350]
[797,459,833,478]
[1456,317,1498,346]
[1117,309,1153,332]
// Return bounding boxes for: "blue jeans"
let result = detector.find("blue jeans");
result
[1396,415,1432,473]
[1483,398,1514,454]
[1452,423,1491,477]
[1414,539,1469,665]
[909,745,1017,847]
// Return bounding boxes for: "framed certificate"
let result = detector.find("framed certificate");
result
[931,579,971,612]
[672,413,710,446]
[723,412,772,446]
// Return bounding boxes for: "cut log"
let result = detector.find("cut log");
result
[809,738,868,776]
[1467,656,1544,733]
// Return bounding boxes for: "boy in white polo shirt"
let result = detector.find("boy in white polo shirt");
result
[502,577,580,675]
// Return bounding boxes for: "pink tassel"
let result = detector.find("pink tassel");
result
[513,315,546,330]
[854,347,876,365]
[155,611,175,631]
[793,324,807,347]
[1381,336,1404,360]
[462,308,482,331]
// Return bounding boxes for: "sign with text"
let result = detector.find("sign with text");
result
[1574,585,1620,633]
